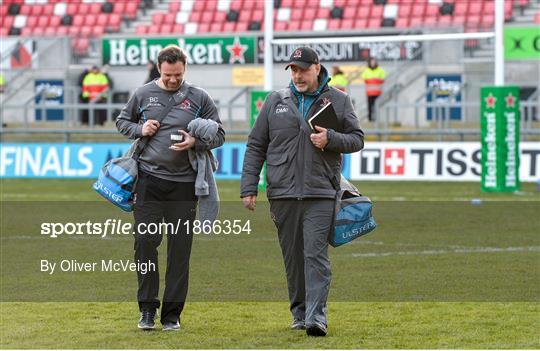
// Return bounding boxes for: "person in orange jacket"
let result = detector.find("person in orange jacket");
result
[361,57,386,122]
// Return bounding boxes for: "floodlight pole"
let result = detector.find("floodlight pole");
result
[494,0,505,86]
[264,0,273,91]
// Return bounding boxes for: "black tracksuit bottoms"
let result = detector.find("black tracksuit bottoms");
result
[133,171,197,324]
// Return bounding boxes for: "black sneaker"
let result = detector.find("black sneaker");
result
[138,309,156,330]
[290,319,306,330]
[162,321,180,331]
[306,322,327,337]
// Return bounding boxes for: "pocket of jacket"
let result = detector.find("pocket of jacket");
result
[266,153,288,185]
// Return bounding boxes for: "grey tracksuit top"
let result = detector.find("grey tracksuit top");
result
[241,77,364,200]
[116,80,225,182]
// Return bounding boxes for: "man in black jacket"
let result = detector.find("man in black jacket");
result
[240,47,364,336]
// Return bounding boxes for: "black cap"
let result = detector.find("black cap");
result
[285,46,319,70]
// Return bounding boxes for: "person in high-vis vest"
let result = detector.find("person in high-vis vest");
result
[361,57,385,122]
[0,73,6,93]
[328,66,348,92]
[81,66,110,125]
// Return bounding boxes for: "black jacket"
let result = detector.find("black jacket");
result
[241,84,364,200]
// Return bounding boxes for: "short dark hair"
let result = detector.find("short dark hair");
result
[157,45,187,67]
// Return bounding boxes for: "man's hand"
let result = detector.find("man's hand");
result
[310,125,328,150]
[242,195,257,211]
[142,120,160,136]
[169,130,196,152]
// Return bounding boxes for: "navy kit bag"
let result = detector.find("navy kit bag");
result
[329,175,377,247]
[93,88,188,211]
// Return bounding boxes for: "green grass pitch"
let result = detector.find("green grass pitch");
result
[1,179,539,349]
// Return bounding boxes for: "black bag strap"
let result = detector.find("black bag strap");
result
[132,82,191,160]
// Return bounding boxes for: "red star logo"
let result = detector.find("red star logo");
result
[226,37,248,64]
[485,93,496,109]
[255,97,264,112]
[505,92,516,108]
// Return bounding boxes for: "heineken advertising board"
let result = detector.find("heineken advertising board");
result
[504,26,540,60]
[102,36,257,66]
[480,86,520,192]
[250,91,270,190]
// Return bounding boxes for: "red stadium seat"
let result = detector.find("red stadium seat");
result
[50,15,62,27]
[223,22,236,33]
[197,23,211,33]
[275,21,287,31]
[193,0,206,12]
[340,19,353,30]
[425,4,439,17]
[395,17,409,28]
[190,11,202,23]
[210,22,223,33]
[214,11,227,22]
[68,26,80,36]
[304,8,316,20]
[114,2,126,13]
[398,4,411,17]
[26,16,38,28]
[251,10,263,21]
[354,19,367,29]
[342,6,357,19]
[300,20,312,31]
[356,6,369,18]
[160,24,173,34]
[468,2,482,15]
[0,5,7,18]
[371,5,383,18]
[201,11,214,23]
[454,2,468,16]
[236,21,248,32]
[135,25,147,34]
[168,1,180,12]
[316,8,330,18]
[368,18,380,28]
[328,19,341,30]
[291,9,303,21]
[89,3,101,14]
[125,2,138,20]
[535,12,540,24]
[78,3,90,15]
[147,25,160,34]
[37,16,49,28]
[19,4,31,15]
[56,26,68,36]
[152,13,165,25]
[30,5,43,16]
[72,15,84,27]
[92,26,105,37]
[484,2,495,14]
[80,26,92,38]
[288,21,300,30]
[239,9,252,22]
[97,14,108,27]
[108,14,121,31]
[281,0,294,7]
[2,16,13,29]
[411,3,426,17]
[173,24,184,33]
[164,13,176,24]
[66,4,78,15]
[85,15,97,27]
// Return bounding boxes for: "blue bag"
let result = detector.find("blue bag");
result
[329,176,377,247]
[92,153,139,212]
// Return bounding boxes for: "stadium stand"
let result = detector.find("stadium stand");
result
[0,0,535,51]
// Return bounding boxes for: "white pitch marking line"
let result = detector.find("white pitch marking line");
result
[352,246,540,258]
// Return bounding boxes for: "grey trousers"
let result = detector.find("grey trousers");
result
[269,198,334,327]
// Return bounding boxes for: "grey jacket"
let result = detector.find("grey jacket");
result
[241,85,364,200]
[116,81,225,182]
[187,118,220,222]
